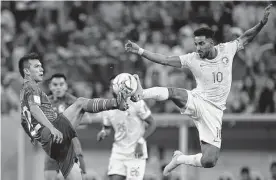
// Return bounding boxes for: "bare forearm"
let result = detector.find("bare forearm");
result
[30,105,54,129]
[143,116,156,139]
[141,50,170,66]
[240,22,265,45]
[102,126,112,136]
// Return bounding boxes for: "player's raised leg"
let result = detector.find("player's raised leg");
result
[131,74,188,109]
[163,142,220,175]
[63,92,128,129]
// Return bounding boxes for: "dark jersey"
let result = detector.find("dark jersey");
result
[48,93,77,113]
[20,80,57,140]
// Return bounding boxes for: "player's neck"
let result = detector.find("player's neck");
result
[24,76,37,84]
[206,47,218,60]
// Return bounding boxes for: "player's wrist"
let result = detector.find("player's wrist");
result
[138,48,144,56]
[260,20,266,26]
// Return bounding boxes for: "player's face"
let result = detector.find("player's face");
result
[194,36,213,58]
[49,78,68,98]
[25,60,44,82]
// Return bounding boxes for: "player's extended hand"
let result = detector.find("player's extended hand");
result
[134,142,144,158]
[97,130,107,141]
[261,4,272,24]
[50,127,63,144]
[125,40,140,54]
[116,91,129,111]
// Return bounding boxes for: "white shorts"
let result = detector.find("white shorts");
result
[180,90,223,148]
[107,158,146,180]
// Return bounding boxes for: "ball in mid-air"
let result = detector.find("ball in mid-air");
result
[112,73,138,96]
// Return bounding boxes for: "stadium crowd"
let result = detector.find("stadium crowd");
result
[1,1,276,115]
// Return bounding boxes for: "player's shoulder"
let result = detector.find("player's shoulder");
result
[65,92,77,102]
[22,80,40,94]
[48,94,54,101]
[218,39,240,49]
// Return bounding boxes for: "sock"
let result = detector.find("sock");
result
[142,87,169,101]
[84,98,117,113]
[177,153,203,167]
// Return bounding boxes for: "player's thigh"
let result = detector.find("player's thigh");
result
[44,170,59,180]
[108,158,126,177]
[168,88,188,109]
[109,175,126,180]
[65,163,82,180]
[44,155,59,169]
[62,97,86,128]
[126,159,146,180]
[200,141,220,164]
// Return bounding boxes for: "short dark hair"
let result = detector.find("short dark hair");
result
[49,73,67,82]
[241,167,250,174]
[271,161,276,170]
[194,27,215,39]
[18,53,41,78]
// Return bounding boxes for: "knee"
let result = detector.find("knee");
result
[75,97,87,109]
[168,88,188,99]
[201,156,218,168]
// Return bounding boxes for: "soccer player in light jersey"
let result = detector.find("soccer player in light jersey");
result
[125,4,272,175]
[97,77,156,180]
[19,53,128,180]
[44,73,87,180]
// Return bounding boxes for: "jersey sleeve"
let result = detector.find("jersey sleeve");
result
[25,85,41,106]
[102,111,112,127]
[224,39,244,55]
[136,100,151,120]
[179,53,194,68]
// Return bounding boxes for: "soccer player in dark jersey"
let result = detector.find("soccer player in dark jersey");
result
[44,73,88,180]
[19,53,129,180]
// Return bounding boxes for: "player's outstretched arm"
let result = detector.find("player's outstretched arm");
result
[125,40,182,68]
[29,104,63,143]
[239,4,272,47]
[143,115,156,140]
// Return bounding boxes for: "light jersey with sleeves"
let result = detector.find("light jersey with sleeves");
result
[20,80,57,141]
[48,93,77,113]
[179,39,244,110]
[102,99,151,160]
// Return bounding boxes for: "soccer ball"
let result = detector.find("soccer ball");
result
[112,73,138,96]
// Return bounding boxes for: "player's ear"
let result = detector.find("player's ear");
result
[23,68,30,76]
[209,38,214,45]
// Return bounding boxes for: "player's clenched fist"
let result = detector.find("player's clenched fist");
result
[50,127,63,143]
[97,130,107,141]
[125,40,140,54]
[261,4,272,25]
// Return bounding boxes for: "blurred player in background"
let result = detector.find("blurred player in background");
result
[125,4,272,175]
[97,76,156,180]
[45,73,88,180]
[19,53,129,180]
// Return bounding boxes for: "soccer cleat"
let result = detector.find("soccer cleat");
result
[116,90,129,111]
[130,74,143,102]
[163,150,183,176]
